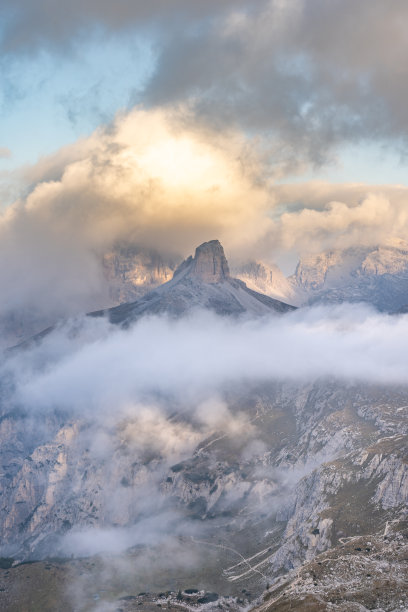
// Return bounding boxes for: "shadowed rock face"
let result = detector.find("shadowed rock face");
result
[172,239,231,283]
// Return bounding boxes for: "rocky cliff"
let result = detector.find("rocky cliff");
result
[231,261,299,306]
[102,246,178,304]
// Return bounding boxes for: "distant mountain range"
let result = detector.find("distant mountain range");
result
[4,237,408,348]
[103,237,408,314]
[292,238,408,311]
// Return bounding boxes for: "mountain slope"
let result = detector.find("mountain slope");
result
[253,518,408,612]
[232,261,299,306]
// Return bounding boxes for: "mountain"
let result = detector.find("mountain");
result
[102,238,408,314]
[5,238,408,349]
[292,238,408,311]
[94,240,296,325]
[102,244,300,309]
[8,240,294,352]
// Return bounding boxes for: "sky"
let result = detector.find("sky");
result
[2,1,408,574]
[1,0,408,328]
[0,1,407,177]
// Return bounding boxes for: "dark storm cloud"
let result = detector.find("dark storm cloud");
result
[2,0,408,165]
[144,0,408,164]
[0,0,257,53]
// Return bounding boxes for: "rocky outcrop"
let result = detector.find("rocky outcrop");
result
[253,519,408,612]
[188,240,230,283]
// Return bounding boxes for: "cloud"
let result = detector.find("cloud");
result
[61,514,183,557]
[2,1,408,167]
[4,303,407,560]
[117,405,202,462]
[1,3,408,344]
[63,531,213,612]
[2,303,407,571]
[0,147,11,159]
[265,182,408,254]
[142,0,408,161]
[1,103,408,346]
[0,107,270,338]
[195,398,254,439]
[0,1,252,54]
[9,306,408,418]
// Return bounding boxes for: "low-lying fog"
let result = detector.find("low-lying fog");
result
[6,304,408,416]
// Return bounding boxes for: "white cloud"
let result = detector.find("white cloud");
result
[0,147,11,159]
[0,107,270,338]
[265,182,408,255]
[9,306,408,418]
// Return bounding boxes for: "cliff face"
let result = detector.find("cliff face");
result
[189,240,230,283]
[232,261,299,306]
[102,246,177,303]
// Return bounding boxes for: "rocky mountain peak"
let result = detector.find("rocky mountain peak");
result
[175,239,230,283]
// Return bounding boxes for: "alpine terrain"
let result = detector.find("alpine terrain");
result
[102,238,408,315]
[0,241,406,612]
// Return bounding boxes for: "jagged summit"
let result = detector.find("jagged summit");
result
[93,240,296,324]
[174,240,230,283]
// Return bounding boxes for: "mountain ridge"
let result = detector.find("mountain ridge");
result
[291,240,408,310]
